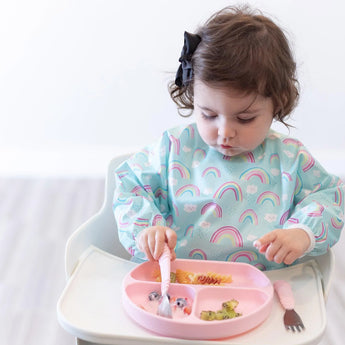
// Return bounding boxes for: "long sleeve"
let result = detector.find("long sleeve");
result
[113,132,171,261]
[283,145,344,255]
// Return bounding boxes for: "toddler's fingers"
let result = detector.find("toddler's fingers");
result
[272,247,290,264]
[153,230,166,260]
[139,237,155,261]
[253,240,269,253]
[147,232,158,261]
[166,228,177,249]
[256,231,278,246]
[283,251,298,265]
[166,228,177,261]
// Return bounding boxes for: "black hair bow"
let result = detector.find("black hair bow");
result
[175,31,202,87]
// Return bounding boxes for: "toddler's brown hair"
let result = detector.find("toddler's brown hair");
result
[169,6,299,126]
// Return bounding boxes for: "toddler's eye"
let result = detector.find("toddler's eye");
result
[237,117,255,124]
[201,113,217,120]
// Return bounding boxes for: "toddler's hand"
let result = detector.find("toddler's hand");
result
[254,228,311,265]
[137,226,177,261]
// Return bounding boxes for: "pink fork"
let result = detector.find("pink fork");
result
[274,280,305,332]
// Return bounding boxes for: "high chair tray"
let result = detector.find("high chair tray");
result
[57,247,327,345]
[122,259,273,339]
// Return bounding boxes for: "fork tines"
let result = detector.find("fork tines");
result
[284,309,305,332]
[285,323,305,332]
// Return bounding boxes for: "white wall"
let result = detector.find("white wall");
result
[1,0,344,177]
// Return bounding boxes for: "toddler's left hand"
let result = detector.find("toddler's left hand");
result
[254,228,311,265]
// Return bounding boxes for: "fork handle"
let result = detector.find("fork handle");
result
[274,280,295,310]
[159,244,171,296]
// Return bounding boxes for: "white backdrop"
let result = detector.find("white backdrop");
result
[0,0,344,177]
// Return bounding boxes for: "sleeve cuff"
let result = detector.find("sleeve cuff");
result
[285,223,315,256]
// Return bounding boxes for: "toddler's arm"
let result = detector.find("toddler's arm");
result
[113,132,172,261]
[280,146,344,258]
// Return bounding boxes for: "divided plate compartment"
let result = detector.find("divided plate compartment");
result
[122,259,274,340]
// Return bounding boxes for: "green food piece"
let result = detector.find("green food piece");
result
[200,310,216,321]
[215,310,229,320]
[170,272,176,283]
[200,299,241,321]
[222,299,239,311]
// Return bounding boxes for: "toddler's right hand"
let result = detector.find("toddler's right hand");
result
[137,226,177,261]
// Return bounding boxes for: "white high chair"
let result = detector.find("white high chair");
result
[60,153,335,345]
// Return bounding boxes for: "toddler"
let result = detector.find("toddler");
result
[113,6,344,270]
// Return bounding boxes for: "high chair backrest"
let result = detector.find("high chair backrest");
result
[65,154,132,279]
[64,153,335,300]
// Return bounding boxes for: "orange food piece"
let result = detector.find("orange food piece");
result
[176,269,232,285]
[175,269,194,284]
[152,269,162,282]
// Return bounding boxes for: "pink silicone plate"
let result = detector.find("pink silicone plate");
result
[122,259,273,340]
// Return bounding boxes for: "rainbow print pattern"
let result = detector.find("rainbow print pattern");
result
[239,209,259,225]
[240,167,271,184]
[282,172,292,182]
[210,226,243,247]
[169,160,191,179]
[154,187,168,199]
[201,202,223,218]
[293,172,303,196]
[256,191,281,206]
[113,123,344,267]
[226,250,258,263]
[183,124,195,138]
[152,214,164,226]
[133,218,149,227]
[269,153,280,165]
[334,187,343,206]
[307,202,324,217]
[315,223,328,243]
[280,209,290,225]
[245,152,255,163]
[189,248,207,260]
[202,167,222,178]
[172,202,179,216]
[169,135,180,155]
[298,150,315,172]
[331,216,343,230]
[282,138,303,147]
[117,170,130,179]
[175,184,200,197]
[213,182,243,201]
[131,185,144,196]
[193,148,206,162]
[184,224,194,236]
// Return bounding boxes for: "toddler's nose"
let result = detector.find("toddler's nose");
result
[218,123,236,140]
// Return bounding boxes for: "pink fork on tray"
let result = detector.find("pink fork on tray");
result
[274,280,305,332]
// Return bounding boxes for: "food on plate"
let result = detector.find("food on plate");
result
[175,269,232,285]
[153,268,232,285]
[200,299,241,321]
[152,269,176,283]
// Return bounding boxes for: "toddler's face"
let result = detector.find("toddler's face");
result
[194,80,274,157]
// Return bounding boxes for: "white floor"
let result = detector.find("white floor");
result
[0,177,344,345]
